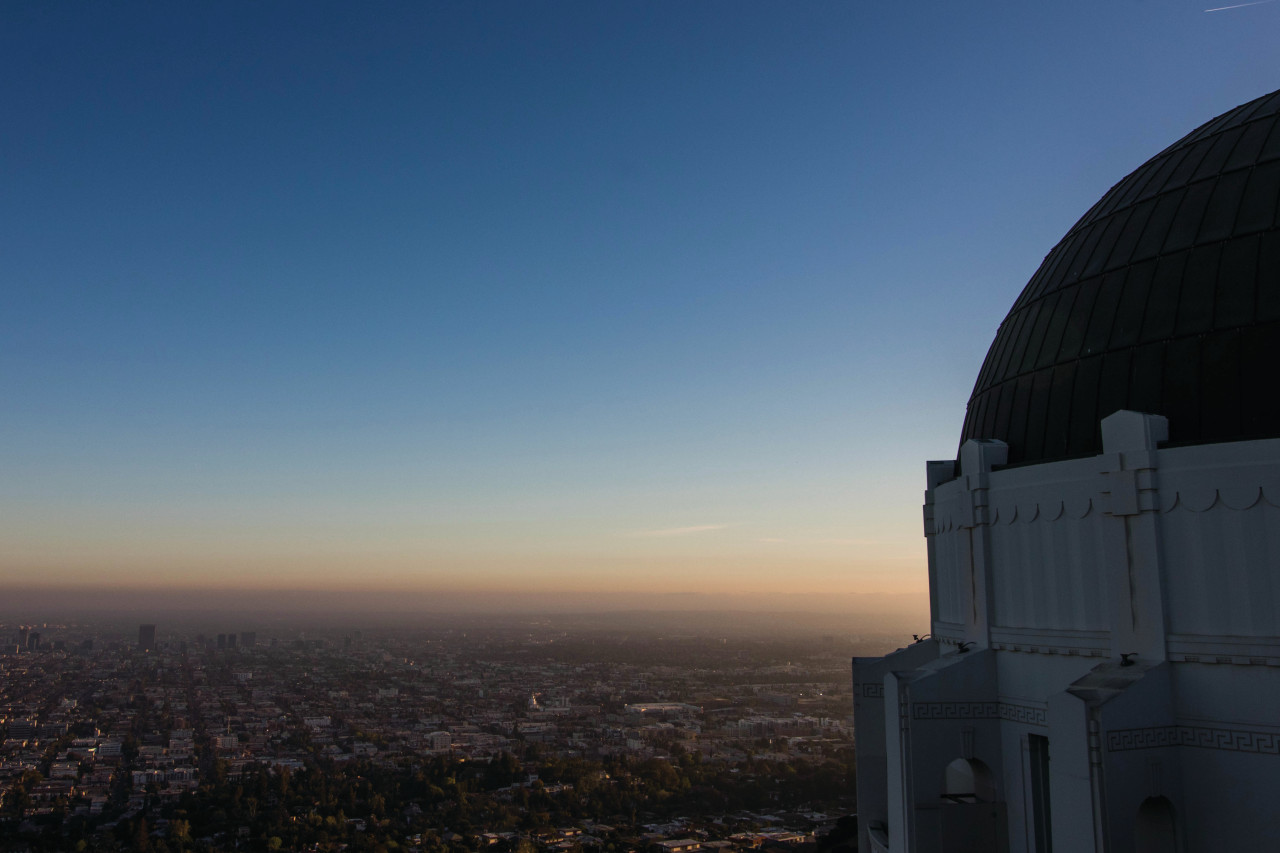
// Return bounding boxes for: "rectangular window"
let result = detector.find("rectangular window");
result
[1029,734,1053,853]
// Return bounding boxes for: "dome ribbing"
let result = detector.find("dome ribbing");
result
[962,89,1280,466]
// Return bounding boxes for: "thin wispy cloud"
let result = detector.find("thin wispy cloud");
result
[757,535,892,545]
[627,524,732,539]
[1205,0,1278,11]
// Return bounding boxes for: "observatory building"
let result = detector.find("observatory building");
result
[852,89,1280,852]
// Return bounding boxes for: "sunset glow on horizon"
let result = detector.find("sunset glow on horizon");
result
[3,2,1275,613]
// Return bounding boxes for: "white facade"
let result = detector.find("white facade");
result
[853,411,1280,852]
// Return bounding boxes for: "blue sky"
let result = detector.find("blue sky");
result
[3,2,1276,606]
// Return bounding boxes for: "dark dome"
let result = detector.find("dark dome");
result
[961,89,1280,466]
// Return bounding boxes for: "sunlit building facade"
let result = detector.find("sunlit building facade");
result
[853,89,1280,852]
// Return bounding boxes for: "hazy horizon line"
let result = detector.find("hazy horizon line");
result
[0,583,924,599]
[0,584,928,627]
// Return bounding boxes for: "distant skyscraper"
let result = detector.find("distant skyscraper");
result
[226,633,237,649]
[26,631,40,651]
[216,633,226,649]
[138,624,156,651]
[17,626,29,650]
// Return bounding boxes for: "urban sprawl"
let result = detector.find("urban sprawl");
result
[0,620,887,853]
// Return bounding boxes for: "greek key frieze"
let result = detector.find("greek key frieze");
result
[1107,726,1280,754]
[998,702,1048,726]
[911,701,1047,726]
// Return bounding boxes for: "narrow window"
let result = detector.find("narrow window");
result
[1028,734,1053,853]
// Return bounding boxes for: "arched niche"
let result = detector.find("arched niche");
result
[1135,795,1178,853]
[943,757,998,803]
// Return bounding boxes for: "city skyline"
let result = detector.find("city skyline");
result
[3,2,1276,610]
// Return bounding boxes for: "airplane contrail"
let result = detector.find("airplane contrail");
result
[1205,0,1279,11]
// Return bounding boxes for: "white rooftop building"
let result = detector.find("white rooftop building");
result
[853,89,1280,852]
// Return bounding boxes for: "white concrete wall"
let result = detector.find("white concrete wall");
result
[852,641,942,853]
[928,430,1280,653]
[896,425,1280,852]
[1161,497,1280,636]
[932,528,971,627]
[987,511,1108,631]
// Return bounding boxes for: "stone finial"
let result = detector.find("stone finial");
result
[1101,411,1169,454]
[959,439,1008,476]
